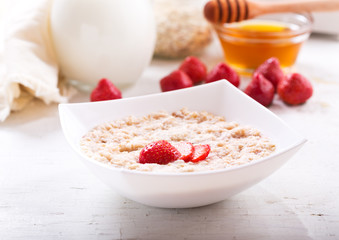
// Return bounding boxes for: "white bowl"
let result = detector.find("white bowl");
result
[59,81,306,208]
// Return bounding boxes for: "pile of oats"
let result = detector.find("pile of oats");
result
[80,108,276,173]
[153,1,212,58]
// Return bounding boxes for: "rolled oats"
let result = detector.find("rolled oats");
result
[80,108,276,173]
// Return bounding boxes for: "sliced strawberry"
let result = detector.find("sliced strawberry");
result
[139,140,181,165]
[191,144,211,162]
[90,78,122,102]
[179,56,207,84]
[174,142,194,162]
[160,70,193,92]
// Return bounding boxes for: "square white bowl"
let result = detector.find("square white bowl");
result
[59,81,306,208]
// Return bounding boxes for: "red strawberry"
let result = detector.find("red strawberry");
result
[139,140,181,165]
[205,62,240,87]
[191,144,211,163]
[160,70,193,92]
[90,78,122,102]
[179,56,207,84]
[254,57,284,91]
[174,142,194,162]
[277,73,313,105]
[244,72,275,107]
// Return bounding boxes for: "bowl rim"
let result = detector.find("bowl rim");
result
[59,81,307,178]
[214,12,313,40]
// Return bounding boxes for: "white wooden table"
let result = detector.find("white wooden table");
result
[1,34,339,239]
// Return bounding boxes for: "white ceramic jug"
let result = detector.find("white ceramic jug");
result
[50,0,156,88]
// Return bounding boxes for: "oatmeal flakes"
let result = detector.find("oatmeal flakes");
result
[80,108,275,173]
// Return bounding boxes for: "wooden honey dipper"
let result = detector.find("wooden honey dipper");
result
[204,0,339,24]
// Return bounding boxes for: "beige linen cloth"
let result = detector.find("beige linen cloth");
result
[0,0,74,121]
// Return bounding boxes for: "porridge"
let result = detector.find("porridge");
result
[80,108,276,173]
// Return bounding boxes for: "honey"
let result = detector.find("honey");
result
[214,14,312,75]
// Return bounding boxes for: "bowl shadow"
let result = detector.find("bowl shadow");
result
[90,186,312,240]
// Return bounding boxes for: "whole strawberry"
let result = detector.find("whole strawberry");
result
[90,78,122,102]
[160,70,193,92]
[244,72,275,107]
[179,56,207,84]
[139,140,181,165]
[205,62,240,87]
[254,57,284,91]
[277,73,313,105]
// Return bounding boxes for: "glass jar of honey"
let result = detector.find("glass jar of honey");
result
[213,12,313,75]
